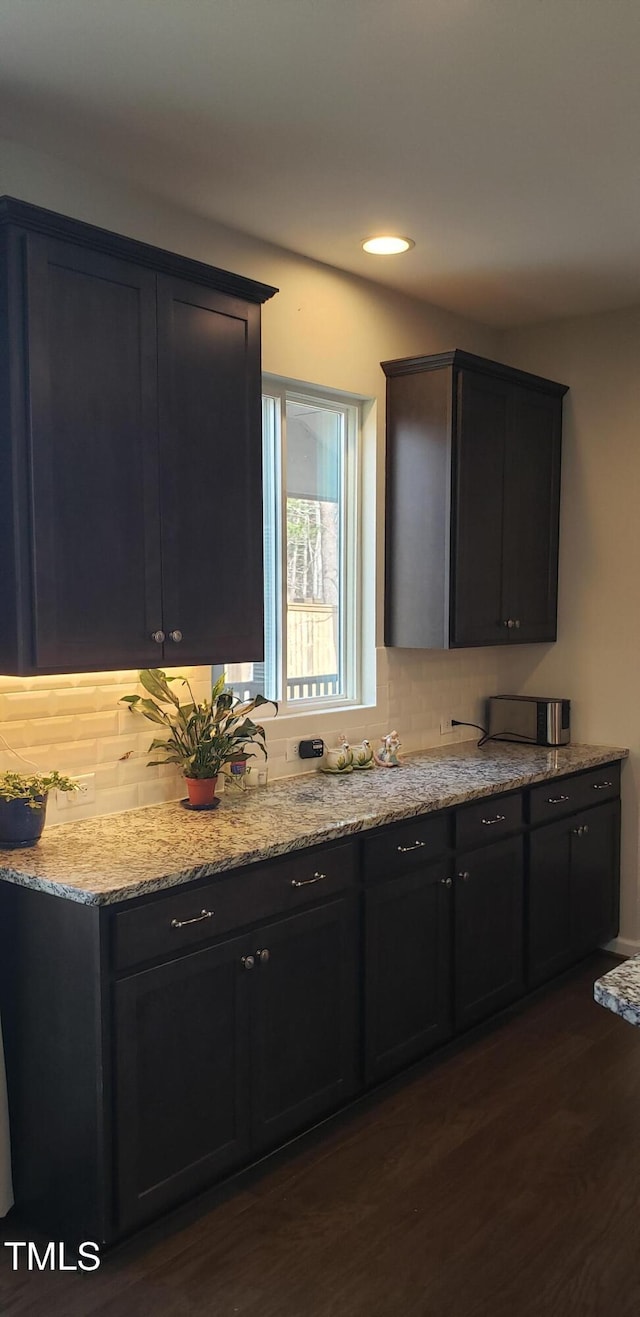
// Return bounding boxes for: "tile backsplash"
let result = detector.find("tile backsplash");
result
[0,647,533,828]
[0,667,211,826]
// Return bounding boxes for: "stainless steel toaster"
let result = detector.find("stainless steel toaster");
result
[487,695,571,747]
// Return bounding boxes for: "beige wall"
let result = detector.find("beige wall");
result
[499,310,640,951]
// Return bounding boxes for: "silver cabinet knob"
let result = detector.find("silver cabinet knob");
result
[151,630,165,644]
[583,824,589,835]
[506,619,515,629]
[242,954,255,971]
[573,826,584,837]
[440,877,453,888]
[458,870,471,882]
[256,948,270,964]
[168,629,183,643]
[514,619,521,629]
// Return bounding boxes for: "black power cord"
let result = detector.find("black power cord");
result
[451,719,538,749]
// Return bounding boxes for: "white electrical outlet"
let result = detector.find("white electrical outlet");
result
[440,716,453,736]
[285,738,301,763]
[58,773,96,808]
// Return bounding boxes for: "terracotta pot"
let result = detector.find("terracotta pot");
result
[184,776,218,808]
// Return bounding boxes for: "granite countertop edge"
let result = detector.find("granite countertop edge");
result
[0,742,628,906]
[594,955,640,1027]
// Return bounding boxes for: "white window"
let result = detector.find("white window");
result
[219,379,363,712]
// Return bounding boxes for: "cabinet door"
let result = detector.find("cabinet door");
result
[527,801,620,988]
[157,275,264,666]
[250,898,359,1151]
[364,860,452,1084]
[452,369,509,646]
[570,801,620,958]
[502,385,562,642]
[24,235,163,673]
[454,837,524,1030]
[527,816,573,987]
[114,934,251,1232]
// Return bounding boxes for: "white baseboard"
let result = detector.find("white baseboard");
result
[604,936,640,959]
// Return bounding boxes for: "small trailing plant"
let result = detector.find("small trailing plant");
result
[121,670,277,780]
[0,771,80,810]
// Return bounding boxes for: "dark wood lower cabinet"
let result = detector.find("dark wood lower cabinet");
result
[115,933,252,1232]
[364,861,452,1083]
[115,896,359,1229]
[528,800,620,987]
[571,801,620,957]
[0,769,624,1247]
[250,898,359,1150]
[454,836,524,1031]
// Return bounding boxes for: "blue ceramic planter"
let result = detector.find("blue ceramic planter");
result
[0,794,48,848]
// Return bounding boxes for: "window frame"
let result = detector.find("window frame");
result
[236,376,362,716]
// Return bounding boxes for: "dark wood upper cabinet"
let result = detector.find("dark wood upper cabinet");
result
[382,350,568,649]
[156,276,264,666]
[453,369,509,646]
[0,197,277,675]
[23,235,163,674]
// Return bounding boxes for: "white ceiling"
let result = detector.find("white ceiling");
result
[1,0,640,326]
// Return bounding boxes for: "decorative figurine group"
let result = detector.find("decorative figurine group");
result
[321,731,402,774]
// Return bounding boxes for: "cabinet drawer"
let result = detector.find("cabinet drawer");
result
[363,813,450,882]
[528,763,620,826]
[455,792,523,851]
[112,842,356,971]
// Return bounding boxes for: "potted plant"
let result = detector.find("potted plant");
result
[121,669,277,808]
[0,771,79,848]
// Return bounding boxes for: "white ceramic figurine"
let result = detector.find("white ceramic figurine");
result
[321,739,354,773]
[352,739,374,770]
[374,730,402,767]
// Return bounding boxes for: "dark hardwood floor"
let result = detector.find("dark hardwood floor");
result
[2,952,640,1316]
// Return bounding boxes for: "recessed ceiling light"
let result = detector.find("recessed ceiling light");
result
[362,236,415,255]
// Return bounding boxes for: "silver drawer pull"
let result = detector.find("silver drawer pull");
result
[397,841,427,853]
[572,825,589,837]
[481,814,506,826]
[291,871,327,888]
[170,908,214,929]
[546,794,569,804]
[592,781,612,790]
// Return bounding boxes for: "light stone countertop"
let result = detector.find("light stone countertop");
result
[594,957,640,1026]
[0,742,627,906]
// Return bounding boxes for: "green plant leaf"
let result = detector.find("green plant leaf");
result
[118,669,276,778]
[140,669,180,706]
[0,770,79,803]
[211,672,226,701]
